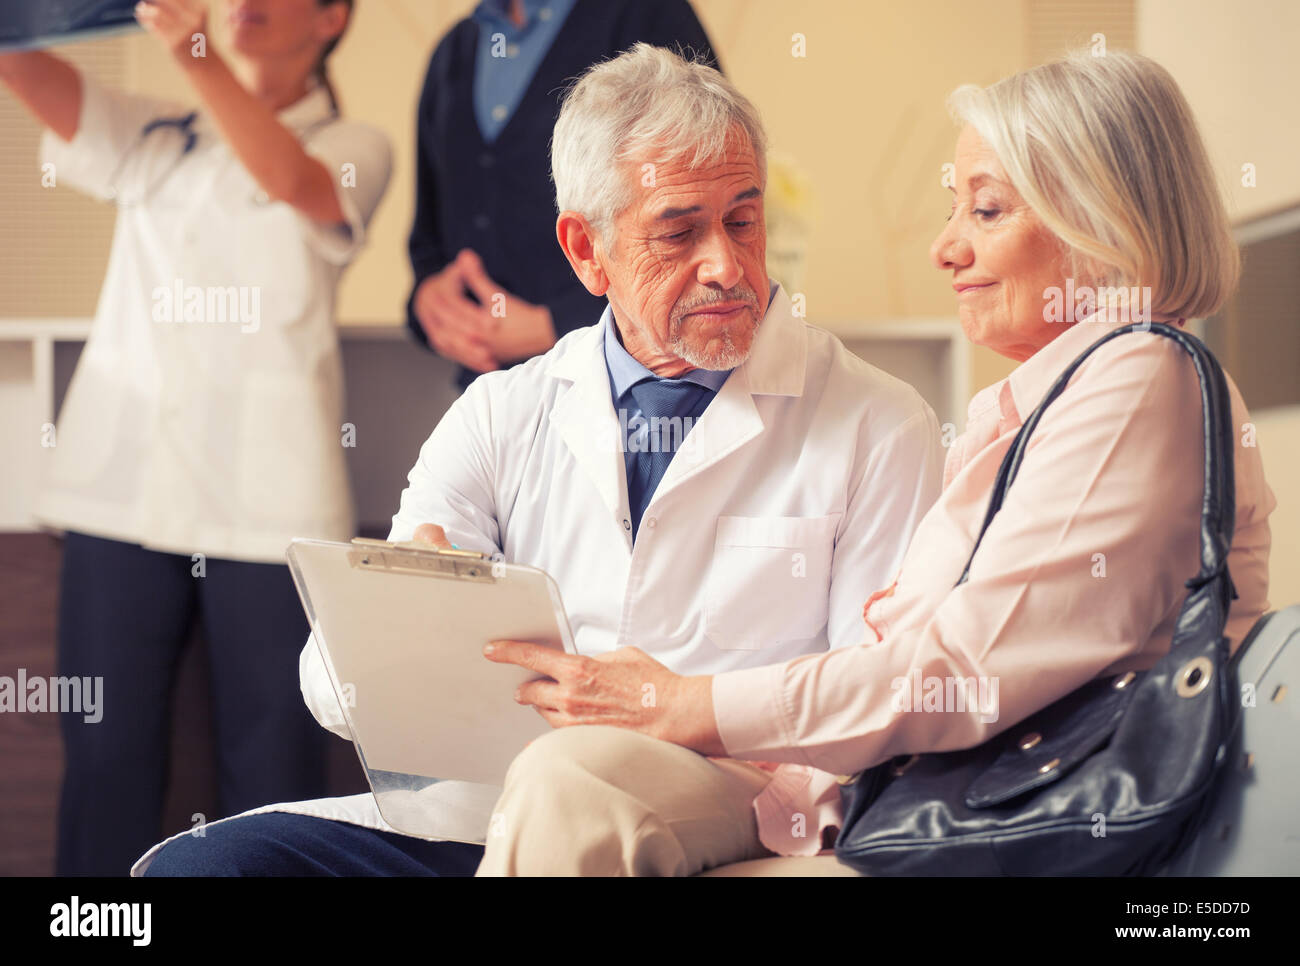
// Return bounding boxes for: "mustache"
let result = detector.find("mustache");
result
[672,285,761,322]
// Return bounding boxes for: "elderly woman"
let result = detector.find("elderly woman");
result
[479,50,1276,875]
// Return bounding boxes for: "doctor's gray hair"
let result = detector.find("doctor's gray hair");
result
[551,43,767,244]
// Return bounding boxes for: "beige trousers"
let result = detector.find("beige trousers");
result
[475,725,776,876]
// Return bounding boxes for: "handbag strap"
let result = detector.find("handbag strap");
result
[954,323,1238,651]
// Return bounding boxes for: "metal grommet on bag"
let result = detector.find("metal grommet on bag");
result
[1113,671,1136,689]
[1175,656,1214,698]
[1038,757,1061,774]
[1018,732,1042,751]
[890,754,919,777]
[835,773,859,786]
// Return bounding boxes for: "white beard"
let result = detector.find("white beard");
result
[668,313,758,370]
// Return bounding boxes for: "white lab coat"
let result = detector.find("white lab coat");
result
[131,282,943,873]
[34,72,392,561]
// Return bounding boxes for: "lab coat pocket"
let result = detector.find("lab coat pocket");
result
[705,515,840,650]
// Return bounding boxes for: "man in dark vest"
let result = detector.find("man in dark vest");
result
[406,0,717,389]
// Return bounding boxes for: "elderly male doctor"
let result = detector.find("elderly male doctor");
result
[136,43,941,876]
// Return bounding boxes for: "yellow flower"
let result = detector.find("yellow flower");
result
[764,154,813,223]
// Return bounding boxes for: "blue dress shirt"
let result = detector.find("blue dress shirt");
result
[471,0,577,143]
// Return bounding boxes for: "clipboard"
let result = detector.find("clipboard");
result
[286,537,576,840]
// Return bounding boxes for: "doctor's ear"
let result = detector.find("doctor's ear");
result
[556,212,610,297]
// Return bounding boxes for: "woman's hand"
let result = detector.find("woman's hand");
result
[484,641,726,756]
[135,0,209,61]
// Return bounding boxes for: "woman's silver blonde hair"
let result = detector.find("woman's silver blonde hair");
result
[948,50,1239,319]
[551,43,768,243]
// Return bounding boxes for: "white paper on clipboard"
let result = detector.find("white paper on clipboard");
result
[286,537,576,841]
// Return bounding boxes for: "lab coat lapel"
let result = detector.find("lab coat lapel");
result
[547,323,627,521]
[654,284,807,495]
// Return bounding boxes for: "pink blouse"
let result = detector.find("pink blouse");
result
[711,316,1276,857]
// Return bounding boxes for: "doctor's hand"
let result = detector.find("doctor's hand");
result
[457,250,557,365]
[413,253,500,374]
[483,641,725,756]
[410,523,455,549]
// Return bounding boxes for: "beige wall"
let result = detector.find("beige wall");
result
[1252,408,1300,610]
[1138,0,1300,223]
[1137,0,1300,609]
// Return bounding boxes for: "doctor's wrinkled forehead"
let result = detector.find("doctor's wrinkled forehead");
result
[551,42,768,242]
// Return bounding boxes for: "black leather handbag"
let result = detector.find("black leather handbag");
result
[834,323,1242,876]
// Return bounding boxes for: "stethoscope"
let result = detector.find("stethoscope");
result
[103,105,339,208]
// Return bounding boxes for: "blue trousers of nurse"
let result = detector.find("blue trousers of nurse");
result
[56,531,328,875]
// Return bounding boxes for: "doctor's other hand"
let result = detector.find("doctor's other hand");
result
[483,640,725,756]
[411,523,454,550]
[413,253,499,374]
[457,250,557,365]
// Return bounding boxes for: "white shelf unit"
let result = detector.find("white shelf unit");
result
[0,318,967,533]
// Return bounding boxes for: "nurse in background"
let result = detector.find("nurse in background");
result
[0,0,391,874]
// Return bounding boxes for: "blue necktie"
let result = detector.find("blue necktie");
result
[624,378,713,538]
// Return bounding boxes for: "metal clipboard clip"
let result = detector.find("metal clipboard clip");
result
[346,537,498,582]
